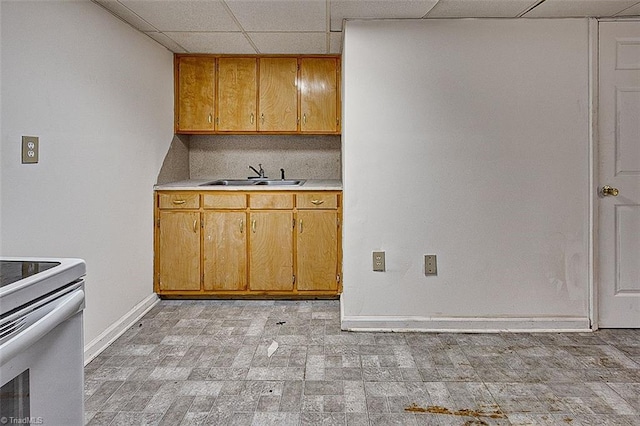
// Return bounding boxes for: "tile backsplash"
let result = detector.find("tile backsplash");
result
[189,134,341,180]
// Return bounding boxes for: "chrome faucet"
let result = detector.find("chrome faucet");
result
[249,164,266,178]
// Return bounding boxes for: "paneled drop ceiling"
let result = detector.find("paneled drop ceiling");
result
[93,0,640,54]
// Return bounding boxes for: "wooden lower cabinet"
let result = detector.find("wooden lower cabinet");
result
[157,210,201,291]
[203,211,246,291]
[154,190,341,297]
[296,210,339,291]
[249,211,294,291]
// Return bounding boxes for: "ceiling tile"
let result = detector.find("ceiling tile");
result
[523,0,639,17]
[329,32,343,54]
[249,32,328,54]
[330,0,438,31]
[144,32,188,53]
[119,0,240,31]
[616,2,640,15]
[93,0,158,32]
[425,0,540,18]
[163,32,257,53]
[225,0,326,32]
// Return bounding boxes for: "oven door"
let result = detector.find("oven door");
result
[0,282,85,425]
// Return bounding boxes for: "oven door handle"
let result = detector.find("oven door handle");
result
[0,290,84,367]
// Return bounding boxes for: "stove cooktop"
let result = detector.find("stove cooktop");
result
[0,261,61,288]
[0,258,86,314]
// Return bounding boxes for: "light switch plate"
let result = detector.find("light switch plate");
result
[425,255,437,275]
[373,251,385,272]
[22,136,39,164]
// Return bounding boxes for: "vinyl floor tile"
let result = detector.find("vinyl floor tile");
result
[85,300,640,425]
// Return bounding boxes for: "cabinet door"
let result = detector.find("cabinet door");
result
[259,58,298,132]
[249,211,293,291]
[158,211,201,291]
[203,211,247,291]
[300,58,338,133]
[296,210,338,291]
[176,56,215,132]
[217,57,257,131]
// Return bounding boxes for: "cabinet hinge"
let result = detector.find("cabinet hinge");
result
[336,217,340,227]
[157,218,160,227]
[293,218,296,229]
[337,274,340,283]
[293,275,296,284]
[336,118,339,126]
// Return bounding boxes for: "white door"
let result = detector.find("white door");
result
[598,21,640,327]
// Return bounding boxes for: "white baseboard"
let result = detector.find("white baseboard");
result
[340,315,592,333]
[84,293,160,365]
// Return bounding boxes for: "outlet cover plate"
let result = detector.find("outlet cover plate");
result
[425,255,437,275]
[22,136,39,164]
[373,251,385,272]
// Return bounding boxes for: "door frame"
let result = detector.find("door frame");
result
[589,18,598,330]
[590,17,640,330]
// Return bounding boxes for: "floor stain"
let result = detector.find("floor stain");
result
[404,403,506,419]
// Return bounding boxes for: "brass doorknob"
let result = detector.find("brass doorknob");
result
[601,185,619,196]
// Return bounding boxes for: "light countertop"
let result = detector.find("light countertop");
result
[154,179,342,191]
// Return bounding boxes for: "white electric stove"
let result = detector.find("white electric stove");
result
[0,257,86,425]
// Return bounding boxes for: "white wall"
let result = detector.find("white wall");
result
[341,19,592,331]
[1,1,174,348]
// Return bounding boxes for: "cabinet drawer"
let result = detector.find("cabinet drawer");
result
[203,193,247,209]
[250,193,294,209]
[297,193,338,209]
[158,193,200,209]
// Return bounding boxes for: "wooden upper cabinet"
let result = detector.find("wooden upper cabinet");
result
[174,55,340,134]
[258,58,298,132]
[175,56,215,132]
[217,58,257,132]
[300,57,339,133]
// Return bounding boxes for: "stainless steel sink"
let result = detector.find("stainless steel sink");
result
[200,179,258,186]
[255,179,305,186]
[200,179,305,186]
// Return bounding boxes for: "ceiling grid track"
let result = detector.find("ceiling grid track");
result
[221,0,260,54]
[92,0,640,54]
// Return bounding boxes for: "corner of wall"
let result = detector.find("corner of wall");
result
[156,134,190,184]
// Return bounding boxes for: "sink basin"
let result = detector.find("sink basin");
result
[200,179,305,186]
[200,179,259,186]
[255,179,305,186]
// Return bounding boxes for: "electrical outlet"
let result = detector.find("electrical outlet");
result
[373,251,385,272]
[22,136,39,164]
[425,255,437,275]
